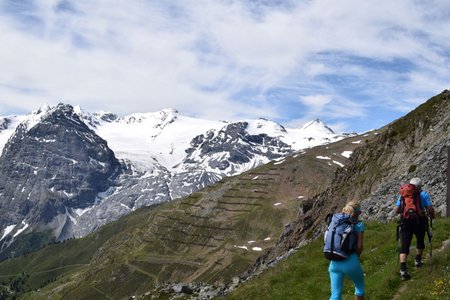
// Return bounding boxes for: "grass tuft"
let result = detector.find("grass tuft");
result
[226,217,450,300]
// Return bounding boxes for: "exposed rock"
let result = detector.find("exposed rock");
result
[245,89,450,283]
[0,103,351,253]
[0,118,11,131]
[0,104,121,242]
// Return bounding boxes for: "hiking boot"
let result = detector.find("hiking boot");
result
[415,259,424,268]
[400,269,411,281]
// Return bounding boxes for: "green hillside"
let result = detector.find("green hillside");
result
[0,91,447,300]
[227,217,450,300]
[0,133,370,299]
[251,90,450,274]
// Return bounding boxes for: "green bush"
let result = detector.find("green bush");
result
[408,164,417,173]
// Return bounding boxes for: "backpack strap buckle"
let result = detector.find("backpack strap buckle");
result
[406,208,417,218]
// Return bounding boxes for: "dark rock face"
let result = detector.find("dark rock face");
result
[0,107,300,244]
[193,122,290,158]
[0,118,11,131]
[187,122,292,165]
[0,104,121,240]
[171,122,293,199]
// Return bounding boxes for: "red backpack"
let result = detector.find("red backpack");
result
[400,183,423,218]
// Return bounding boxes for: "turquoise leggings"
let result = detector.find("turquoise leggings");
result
[328,254,365,299]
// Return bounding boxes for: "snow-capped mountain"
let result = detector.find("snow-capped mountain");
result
[0,103,349,245]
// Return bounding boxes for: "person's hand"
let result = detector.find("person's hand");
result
[427,207,435,219]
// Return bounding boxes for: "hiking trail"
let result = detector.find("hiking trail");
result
[392,237,450,299]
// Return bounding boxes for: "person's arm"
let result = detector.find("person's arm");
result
[394,196,401,214]
[357,231,364,256]
[421,191,435,219]
[355,222,364,256]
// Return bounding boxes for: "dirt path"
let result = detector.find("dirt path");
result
[392,238,450,300]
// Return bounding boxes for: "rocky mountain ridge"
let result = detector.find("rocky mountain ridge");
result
[0,104,121,249]
[249,89,450,277]
[0,103,347,250]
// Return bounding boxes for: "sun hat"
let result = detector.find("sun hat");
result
[410,177,422,188]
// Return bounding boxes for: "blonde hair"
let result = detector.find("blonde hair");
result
[342,200,361,216]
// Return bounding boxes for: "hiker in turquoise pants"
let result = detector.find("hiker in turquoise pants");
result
[328,200,365,300]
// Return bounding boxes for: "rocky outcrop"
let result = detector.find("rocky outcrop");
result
[0,104,121,242]
[172,122,292,198]
[248,90,450,276]
[0,118,11,131]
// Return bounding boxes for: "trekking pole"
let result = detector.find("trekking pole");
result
[396,196,404,265]
[427,217,433,273]
[396,220,401,261]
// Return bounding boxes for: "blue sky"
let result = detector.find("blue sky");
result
[1,0,450,133]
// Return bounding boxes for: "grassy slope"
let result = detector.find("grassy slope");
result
[0,206,150,292]
[226,217,450,300]
[0,133,372,299]
[255,90,450,273]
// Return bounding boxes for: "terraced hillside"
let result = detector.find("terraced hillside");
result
[0,131,377,299]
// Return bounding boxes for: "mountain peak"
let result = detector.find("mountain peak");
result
[120,108,179,125]
[300,119,335,134]
[24,103,59,132]
[73,105,87,116]
[160,108,179,114]
[246,118,287,135]
[32,103,51,116]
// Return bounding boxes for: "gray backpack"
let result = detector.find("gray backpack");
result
[323,213,357,261]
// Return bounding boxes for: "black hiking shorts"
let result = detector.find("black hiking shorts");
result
[400,217,426,254]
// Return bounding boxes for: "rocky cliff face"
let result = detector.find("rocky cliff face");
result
[65,119,296,237]
[250,90,450,273]
[0,104,121,242]
[0,118,11,131]
[170,121,292,198]
[0,104,345,249]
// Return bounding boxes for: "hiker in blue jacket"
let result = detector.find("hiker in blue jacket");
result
[395,177,435,280]
[328,200,365,300]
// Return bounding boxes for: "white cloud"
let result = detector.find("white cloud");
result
[0,0,450,132]
[299,94,332,108]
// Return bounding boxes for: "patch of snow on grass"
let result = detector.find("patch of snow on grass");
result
[333,160,344,167]
[234,245,248,251]
[316,156,331,160]
[341,151,353,158]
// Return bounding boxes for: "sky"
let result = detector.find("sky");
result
[1,0,450,133]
